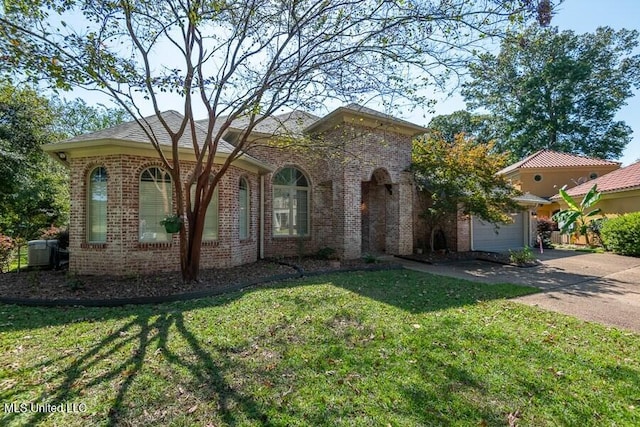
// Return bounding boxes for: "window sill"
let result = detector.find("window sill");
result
[81,243,107,249]
[272,235,311,240]
[137,241,174,249]
[202,240,220,247]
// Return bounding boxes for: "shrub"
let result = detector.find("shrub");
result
[39,226,69,249]
[536,217,556,249]
[588,217,608,249]
[509,246,535,265]
[362,253,378,264]
[316,247,338,260]
[0,234,15,273]
[601,213,640,257]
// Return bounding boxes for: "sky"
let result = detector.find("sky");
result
[419,0,640,166]
[67,0,640,166]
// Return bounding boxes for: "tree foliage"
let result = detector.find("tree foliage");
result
[0,0,553,280]
[51,97,127,138]
[412,132,521,251]
[0,82,124,239]
[552,184,601,246]
[427,110,501,146]
[0,82,66,239]
[462,25,640,160]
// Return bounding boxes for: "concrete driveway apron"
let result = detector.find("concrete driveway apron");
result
[394,250,640,333]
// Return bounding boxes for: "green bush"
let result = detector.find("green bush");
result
[600,212,640,257]
[0,233,15,272]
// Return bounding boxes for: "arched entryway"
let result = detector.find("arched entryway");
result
[361,168,393,254]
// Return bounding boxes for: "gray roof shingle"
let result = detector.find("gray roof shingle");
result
[63,110,236,153]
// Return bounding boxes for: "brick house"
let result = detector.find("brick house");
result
[43,104,425,275]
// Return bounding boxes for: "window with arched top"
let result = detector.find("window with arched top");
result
[139,167,172,242]
[88,166,108,242]
[239,178,250,239]
[190,184,219,241]
[273,167,309,237]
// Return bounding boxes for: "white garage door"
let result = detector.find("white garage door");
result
[472,213,526,252]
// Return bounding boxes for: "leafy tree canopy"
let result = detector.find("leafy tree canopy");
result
[51,97,127,138]
[0,81,124,239]
[0,0,554,280]
[412,132,521,250]
[462,25,640,161]
[427,110,501,146]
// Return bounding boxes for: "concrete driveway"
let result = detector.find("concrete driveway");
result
[393,250,640,333]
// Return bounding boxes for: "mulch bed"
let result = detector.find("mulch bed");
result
[399,250,540,267]
[0,258,397,305]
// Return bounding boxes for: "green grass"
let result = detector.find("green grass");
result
[7,249,27,272]
[1,270,639,426]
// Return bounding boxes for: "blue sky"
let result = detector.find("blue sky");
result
[553,0,640,165]
[424,0,640,166]
[69,0,640,165]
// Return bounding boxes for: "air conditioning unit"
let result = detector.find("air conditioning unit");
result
[28,240,58,268]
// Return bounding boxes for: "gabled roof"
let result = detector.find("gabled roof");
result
[305,103,427,136]
[498,150,620,175]
[43,110,272,172]
[229,110,320,138]
[196,110,320,140]
[61,110,236,153]
[558,161,640,197]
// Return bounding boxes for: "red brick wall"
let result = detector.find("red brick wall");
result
[68,118,417,274]
[69,154,258,275]
[250,122,415,260]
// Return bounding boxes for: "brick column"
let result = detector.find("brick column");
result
[396,174,414,255]
[334,167,362,259]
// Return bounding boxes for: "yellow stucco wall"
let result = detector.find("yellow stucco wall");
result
[552,189,640,217]
[507,165,620,199]
[598,189,640,215]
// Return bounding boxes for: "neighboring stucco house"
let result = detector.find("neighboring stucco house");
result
[43,104,425,275]
[449,150,621,253]
[497,150,620,218]
[553,160,640,215]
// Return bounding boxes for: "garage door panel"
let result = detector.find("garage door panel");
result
[473,213,525,252]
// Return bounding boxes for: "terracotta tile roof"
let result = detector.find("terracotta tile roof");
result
[498,150,619,175]
[559,161,640,197]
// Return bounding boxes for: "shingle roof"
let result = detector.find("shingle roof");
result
[305,103,427,135]
[498,150,620,175]
[196,110,320,139]
[63,110,236,153]
[559,161,640,197]
[235,110,320,137]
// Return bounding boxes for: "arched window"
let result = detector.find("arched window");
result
[139,167,172,242]
[190,184,219,241]
[273,167,309,236]
[239,178,250,239]
[88,167,108,242]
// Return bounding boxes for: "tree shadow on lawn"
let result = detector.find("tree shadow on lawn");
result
[2,308,272,426]
[1,270,542,425]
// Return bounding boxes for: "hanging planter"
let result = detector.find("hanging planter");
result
[160,214,183,233]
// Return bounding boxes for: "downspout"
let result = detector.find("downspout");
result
[260,174,265,259]
[469,215,474,251]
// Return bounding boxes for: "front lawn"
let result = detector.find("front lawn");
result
[1,270,639,426]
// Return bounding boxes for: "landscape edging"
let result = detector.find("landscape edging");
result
[0,264,403,308]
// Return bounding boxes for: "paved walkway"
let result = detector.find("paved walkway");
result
[389,250,640,333]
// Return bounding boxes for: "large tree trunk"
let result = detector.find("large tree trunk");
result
[179,189,208,283]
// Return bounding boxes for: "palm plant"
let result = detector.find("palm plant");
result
[552,184,602,246]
